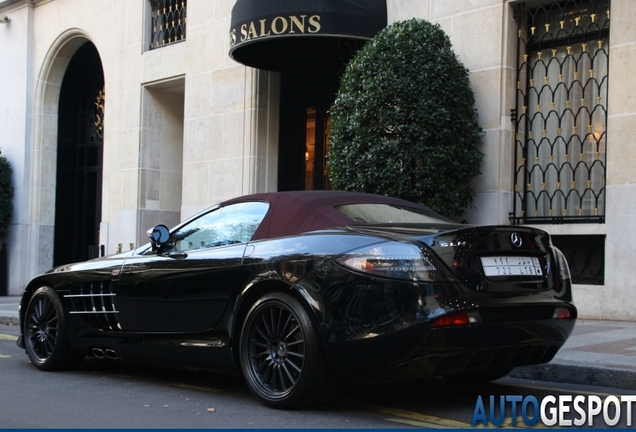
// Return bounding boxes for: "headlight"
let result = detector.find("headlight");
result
[337,242,452,282]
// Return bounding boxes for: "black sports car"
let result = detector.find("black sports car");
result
[17,191,576,408]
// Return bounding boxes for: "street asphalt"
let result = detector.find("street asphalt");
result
[1,295,635,391]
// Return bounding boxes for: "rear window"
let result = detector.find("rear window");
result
[335,203,452,224]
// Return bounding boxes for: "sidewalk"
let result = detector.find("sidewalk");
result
[510,318,636,390]
[1,294,635,390]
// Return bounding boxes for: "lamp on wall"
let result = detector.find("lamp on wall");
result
[0,16,10,24]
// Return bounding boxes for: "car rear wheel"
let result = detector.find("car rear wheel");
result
[239,292,337,409]
[24,286,84,371]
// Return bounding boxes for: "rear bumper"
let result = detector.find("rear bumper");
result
[323,317,576,382]
[379,317,575,381]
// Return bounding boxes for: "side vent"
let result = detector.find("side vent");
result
[65,281,122,331]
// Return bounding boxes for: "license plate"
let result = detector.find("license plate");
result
[480,256,543,277]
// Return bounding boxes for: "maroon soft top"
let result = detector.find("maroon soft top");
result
[220,190,432,241]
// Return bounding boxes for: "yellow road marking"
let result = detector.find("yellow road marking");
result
[0,334,17,341]
[342,398,470,429]
[386,418,455,428]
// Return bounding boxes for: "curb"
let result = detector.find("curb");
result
[0,316,19,326]
[510,363,636,391]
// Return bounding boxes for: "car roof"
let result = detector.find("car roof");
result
[220,190,437,240]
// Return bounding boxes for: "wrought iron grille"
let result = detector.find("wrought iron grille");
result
[511,0,610,224]
[93,85,105,138]
[149,0,187,49]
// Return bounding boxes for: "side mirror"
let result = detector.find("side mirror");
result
[147,224,171,250]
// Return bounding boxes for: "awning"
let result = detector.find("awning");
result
[229,0,387,71]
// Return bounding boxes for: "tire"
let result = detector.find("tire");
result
[24,286,84,371]
[239,292,338,409]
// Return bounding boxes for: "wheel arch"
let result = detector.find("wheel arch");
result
[229,279,323,372]
[19,277,57,329]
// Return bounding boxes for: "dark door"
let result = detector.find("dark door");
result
[117,201,270,333]
[117,245,247,333]
[54,42,105,266]
[277,39,364,191]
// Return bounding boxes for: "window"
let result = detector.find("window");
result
[149,0,187,50]
[335,204,453,224]
[551,235,604,284]
[512,0,610,224]
[170,202,269,252]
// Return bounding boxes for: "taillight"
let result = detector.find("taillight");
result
[337,241,452,282]
[431,311,471,327]
[553,307,571,319]
[553,247,571,283]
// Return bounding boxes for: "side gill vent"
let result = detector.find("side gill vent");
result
[65,281,122,331]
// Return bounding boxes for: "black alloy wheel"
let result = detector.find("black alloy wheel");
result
[24,286,84,371]
[240,292,337,409]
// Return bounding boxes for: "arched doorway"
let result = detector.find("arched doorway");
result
[53,41,105,266]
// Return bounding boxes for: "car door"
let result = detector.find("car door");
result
[117,201,269,333]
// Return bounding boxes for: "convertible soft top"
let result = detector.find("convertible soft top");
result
[221,190,433,240]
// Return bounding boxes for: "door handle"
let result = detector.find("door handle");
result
[163,252,188,259]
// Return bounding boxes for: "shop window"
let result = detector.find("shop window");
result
[511,0,609,224]
[149,0,187,50]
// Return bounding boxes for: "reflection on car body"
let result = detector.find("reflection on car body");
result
[16,190,576,408]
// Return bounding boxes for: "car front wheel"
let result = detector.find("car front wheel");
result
[239,291,337,409]
[24,286,84,371]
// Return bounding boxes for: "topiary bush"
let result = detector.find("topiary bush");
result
[0,153,13,240]
[328,19,483,217]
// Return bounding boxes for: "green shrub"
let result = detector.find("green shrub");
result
[328,19,483,217]
[0,154,13,240]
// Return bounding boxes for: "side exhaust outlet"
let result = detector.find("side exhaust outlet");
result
[92,348,119,360]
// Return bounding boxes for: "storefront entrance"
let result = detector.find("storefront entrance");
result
[229,0,387,192]
[276,39,364,191]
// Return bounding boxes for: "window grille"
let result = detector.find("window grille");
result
[149,0,187,49]
[511,0,609,224]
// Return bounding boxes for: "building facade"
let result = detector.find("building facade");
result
[0,0,633,320]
